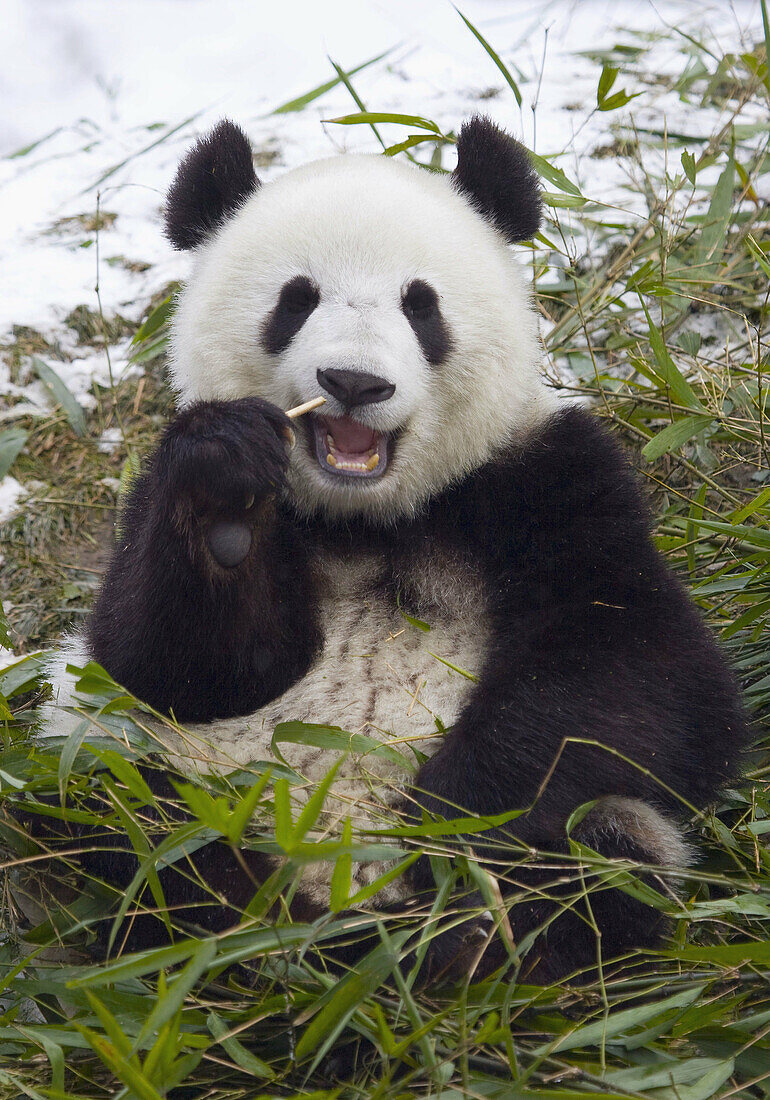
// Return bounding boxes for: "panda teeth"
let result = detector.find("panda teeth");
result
[319,422,384,476]
[334,459,371,471]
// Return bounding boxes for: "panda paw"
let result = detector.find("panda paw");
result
[154,398,292,567]
[415,905,501,987]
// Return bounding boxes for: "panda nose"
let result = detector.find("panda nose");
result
[316,368,395,408]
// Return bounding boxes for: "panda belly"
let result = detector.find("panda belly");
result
[180,592,486,797]
[174,565,489,906]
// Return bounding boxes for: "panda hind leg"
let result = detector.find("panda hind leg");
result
[415,798,693,987]
[516,797,694,984]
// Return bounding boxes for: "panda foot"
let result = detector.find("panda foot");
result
[415,904,502,987]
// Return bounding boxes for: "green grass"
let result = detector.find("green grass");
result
[1,12,770,1099]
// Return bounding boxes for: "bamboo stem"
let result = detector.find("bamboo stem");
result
[285,396,326,419]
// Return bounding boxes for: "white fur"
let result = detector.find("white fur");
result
[170,154,556,521]
[587,797,693,867]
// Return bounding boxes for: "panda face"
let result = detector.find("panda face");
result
[169,141,554,521]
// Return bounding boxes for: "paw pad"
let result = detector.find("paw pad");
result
[206,520,252,567]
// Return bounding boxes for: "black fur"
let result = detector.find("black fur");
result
[59,401,746,974]
[401,280,453,365]
[88,397,322,721]
[164,120,259,251]
[261,275,320,355]
[452,116,541,243]
[416,810,676,986]
[407,407,744,839]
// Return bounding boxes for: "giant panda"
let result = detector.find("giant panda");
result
[40,117,746,983]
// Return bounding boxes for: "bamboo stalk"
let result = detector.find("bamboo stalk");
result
[285,396,326,419]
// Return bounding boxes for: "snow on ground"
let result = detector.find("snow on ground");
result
[0,0,764,526]
[1,0,762,335]
[0,477,26,524]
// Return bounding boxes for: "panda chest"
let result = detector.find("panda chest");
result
[263,548,489,757]
[183,549,489,793]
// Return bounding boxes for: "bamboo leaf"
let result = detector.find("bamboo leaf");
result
[273,720,407,768]
[329,816,353,912]
[347,852,420,906]
[695,155,735,277]
[227,768,272,844]
[326,112,441,132]
[75,1020,164,1100]
[30,356,87,437]
[273,777,292,848]
[642,414,713,460]
[682,149,697,183]
[541,191,588,208]
[88,746,155,804]
[56,718,90,801]
[684,518,770,550]
[730,485,770,523]
[0,428,28,479]
[207,1012,274,1077]
[15,1027,65,1093]
[131,292,176,346]
[271,49,391,114]
[383,134,444,157]
[295,930,411,1066]
[640,302,706,411]
[455,7,522,106]
[597,64,619,103]
[746,232,770,277]
[607,1056,734,1093]
[133,939,217,1051]
[671,940,770,964]
[527,151,584,195]
[400,608,431,632]
[536,986,704,1053]
[289,756,344,845]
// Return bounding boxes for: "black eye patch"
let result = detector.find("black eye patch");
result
[261,275,320,355]
[401,280,452,366]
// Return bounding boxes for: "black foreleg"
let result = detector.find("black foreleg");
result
[88,398,321,722]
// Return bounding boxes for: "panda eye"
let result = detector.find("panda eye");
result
[279,275,320,316]
[402,280,438,319]
[401,279,452,366]
[262,275,320,355]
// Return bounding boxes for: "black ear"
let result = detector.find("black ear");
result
[451,116,541,244]
[164,120,260,250]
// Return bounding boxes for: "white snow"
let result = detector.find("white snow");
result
[0,0,763,368]
[0,476,27,523]
[97,428,123,454]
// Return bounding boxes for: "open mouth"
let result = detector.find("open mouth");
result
[310,414,391,479]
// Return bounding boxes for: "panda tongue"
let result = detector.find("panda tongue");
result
[325,415,378,456]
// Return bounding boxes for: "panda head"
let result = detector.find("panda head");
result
[166,118,555,521]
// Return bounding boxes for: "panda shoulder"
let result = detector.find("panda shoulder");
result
[457,406,652,535]
[518,405,643,487]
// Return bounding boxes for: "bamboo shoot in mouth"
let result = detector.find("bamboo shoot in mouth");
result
[282,396,326,448]
[285,396,327,419]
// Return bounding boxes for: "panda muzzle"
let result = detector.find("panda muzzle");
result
[312,414,390,478]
